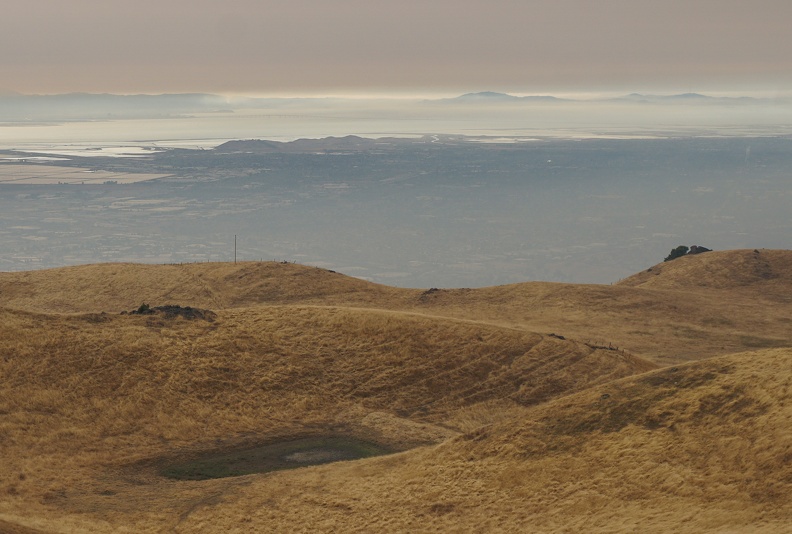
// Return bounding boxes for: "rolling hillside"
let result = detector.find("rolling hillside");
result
[618,248,792,293]
[0,261,408,313]
[3,249,792,362]
[0,250,790,532]
[171,348,792,533]
[0,303,654,533]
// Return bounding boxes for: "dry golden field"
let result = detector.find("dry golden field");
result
[1,250,790,532]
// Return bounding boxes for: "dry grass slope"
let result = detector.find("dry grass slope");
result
[0,303,654,532]
[3,251,792,363]
[1,251,791,532]
[167,348,792,533]
[0,261,411,313]
[618,248,792,293]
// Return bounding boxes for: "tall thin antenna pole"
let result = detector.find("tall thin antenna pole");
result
[234,235,237,264]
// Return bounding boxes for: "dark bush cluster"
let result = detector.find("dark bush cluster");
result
[664,245,711,262]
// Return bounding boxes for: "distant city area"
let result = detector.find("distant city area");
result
[2,133,790,287]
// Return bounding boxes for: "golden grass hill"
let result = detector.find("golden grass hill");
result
[1,248,791,533]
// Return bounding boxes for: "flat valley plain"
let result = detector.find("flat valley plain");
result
[1,249,792,532]
[2,135,792,287]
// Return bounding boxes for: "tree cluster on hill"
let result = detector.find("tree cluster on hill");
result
[664,245,712,262]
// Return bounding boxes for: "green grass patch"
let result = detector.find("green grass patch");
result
[161,436,393,481]
[738,335,788,348]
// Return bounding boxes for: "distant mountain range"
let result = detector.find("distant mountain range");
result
[447,91,563,102]
[214,135,428,154]
[445,91,769,104]
[608,92,763,104]
[0,91,780,122]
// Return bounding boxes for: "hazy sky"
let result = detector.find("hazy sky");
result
[3,0,791,96]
